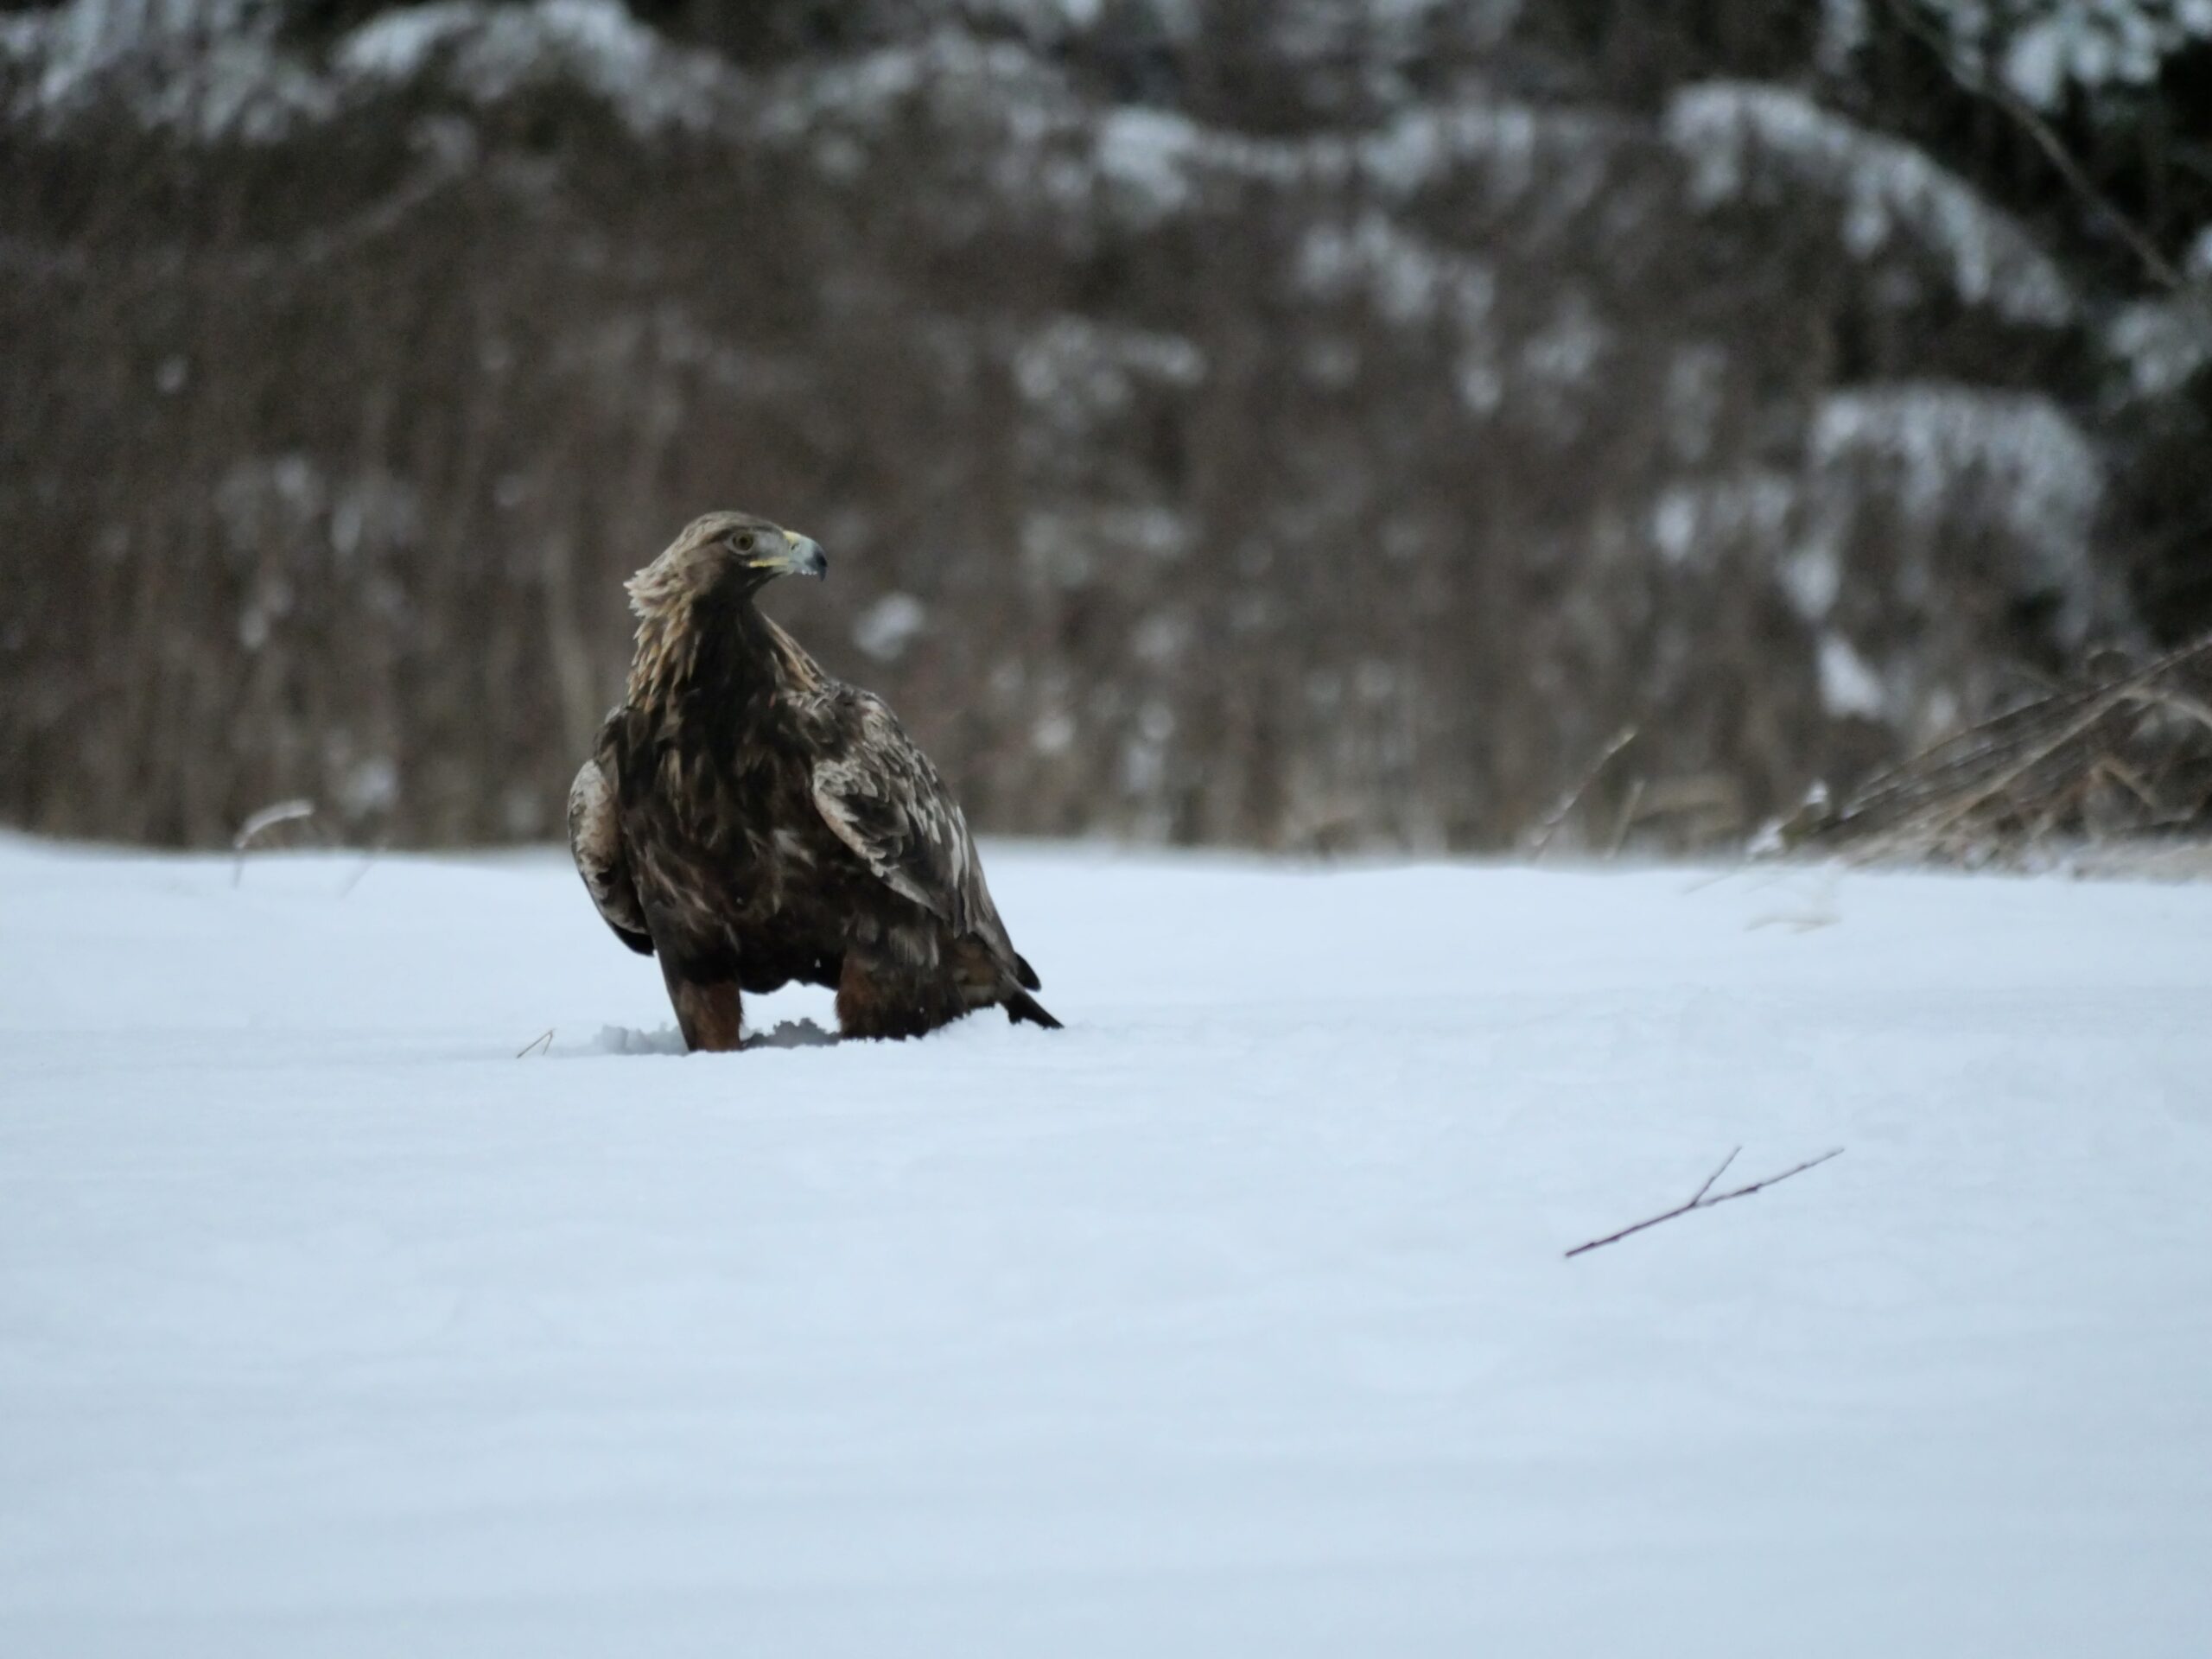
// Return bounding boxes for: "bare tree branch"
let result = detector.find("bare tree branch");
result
[1565,1147,1844,1260]
[1880,0,2186,290]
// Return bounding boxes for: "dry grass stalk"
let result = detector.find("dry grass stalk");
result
[1529,727,1638,861]
[1794,636,2212,863]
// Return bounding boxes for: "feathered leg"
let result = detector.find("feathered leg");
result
[837,952,960,1040]
[661,956,744,1052]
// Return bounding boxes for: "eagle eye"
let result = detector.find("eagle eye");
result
[732,531,757,554]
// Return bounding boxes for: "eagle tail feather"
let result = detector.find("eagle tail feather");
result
[1013,951,1042,992]
[1003,989,1061,1030]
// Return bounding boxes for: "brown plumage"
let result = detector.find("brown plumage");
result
[567,510,1058,1051]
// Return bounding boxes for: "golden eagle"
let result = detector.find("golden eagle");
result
[567,510,1058,1051]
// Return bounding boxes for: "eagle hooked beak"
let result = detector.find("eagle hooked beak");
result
[762,530,828,580]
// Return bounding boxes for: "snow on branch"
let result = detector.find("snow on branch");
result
[1294,212,1497,332]
[1665,79,2076,326]
[1352,101,1625,207]
[1809,382,2107,630]
[1024,92,1624,232]
[2,0,335,140]
[3,0,741,141]
[1013,315,1208,438]
[336,0,741,137]
[2103,293,2212,403]
[2,0,1625,236]
[1933,0,2212,112]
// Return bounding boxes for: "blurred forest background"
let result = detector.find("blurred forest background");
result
[4,0,2211,855]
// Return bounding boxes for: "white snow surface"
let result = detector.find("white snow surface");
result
[3,835,2209,1656]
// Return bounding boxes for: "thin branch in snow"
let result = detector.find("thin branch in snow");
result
[1684,1146,1740,1206]
[232,798,315,887]
[1608,776,1648,858]
[1529,725,1637,859]
[1565,1146,1844,1259]
[336,842,383,899]
[516,1028,555,1058]
[234,798,316,849]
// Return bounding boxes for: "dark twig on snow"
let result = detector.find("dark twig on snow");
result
[1564,1146,1844,1260]
[1682,1146,1739,1206]
[516,1028,555,1059]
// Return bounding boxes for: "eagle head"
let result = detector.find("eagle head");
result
[626,510,828,619]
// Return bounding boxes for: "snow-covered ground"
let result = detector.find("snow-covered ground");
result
[3,834,2209,1656]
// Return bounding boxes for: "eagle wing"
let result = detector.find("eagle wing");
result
[808,689,1038,987]
[568,745,654,957]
